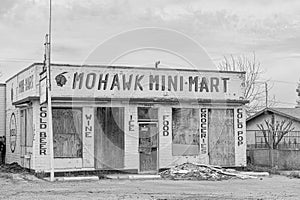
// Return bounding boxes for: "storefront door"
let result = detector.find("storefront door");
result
[94,107,125,169]
[208,109,235,166]
[138,123,158,173]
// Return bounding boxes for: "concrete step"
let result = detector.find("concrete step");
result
[44,174,161,181]
[44,176,100,182]
[106,174,161,180]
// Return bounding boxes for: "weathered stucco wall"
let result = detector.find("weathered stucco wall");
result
[5,64,41,167]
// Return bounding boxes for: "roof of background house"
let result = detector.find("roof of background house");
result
[247,107,300,123]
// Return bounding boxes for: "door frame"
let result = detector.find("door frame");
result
[138,121,159,174]
[208,108,235,167]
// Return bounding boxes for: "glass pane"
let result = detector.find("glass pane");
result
[172,108,199,156]
[138,107,158,120]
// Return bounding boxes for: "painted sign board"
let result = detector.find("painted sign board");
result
[200,108,208,161]
[51,65,245,100]
[6,64,38,105]
[234,107,246,166]
[39,106,48,155]
[82,107,94,168]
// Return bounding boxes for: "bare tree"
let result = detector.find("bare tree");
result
[297,81,300,107]
[218,53,275,116]
[257,119,295,149]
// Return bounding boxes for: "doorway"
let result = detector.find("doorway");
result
[208,109,235,166]
[94,107,125,169]
[138,107,158,173]
[139,123,158,173]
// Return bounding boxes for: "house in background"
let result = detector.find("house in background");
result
[247,107,300,169]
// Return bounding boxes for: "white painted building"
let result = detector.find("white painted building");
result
[0,84,5,137]
[4,63,248,173]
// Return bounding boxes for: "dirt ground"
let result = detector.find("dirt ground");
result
[0,174,299,200]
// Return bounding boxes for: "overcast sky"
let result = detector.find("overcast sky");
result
[0,0,299,107]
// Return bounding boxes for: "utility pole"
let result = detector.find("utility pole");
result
[46,0,54,182]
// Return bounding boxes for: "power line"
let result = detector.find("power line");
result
[257,79,298,84]
[0,58,40,63]
[268,80,298,84]
[269,100,297,106]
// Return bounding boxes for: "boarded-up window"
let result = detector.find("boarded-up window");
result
[172,108,200,156]
[53,108,82,158]
[20,108,33,147]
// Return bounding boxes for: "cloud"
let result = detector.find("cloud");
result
[1,0,298,63]
[43,0,300,48]
[0,0,299,107]
[0,0,18,16]
[2,0,300,38]
[285,53,300,59]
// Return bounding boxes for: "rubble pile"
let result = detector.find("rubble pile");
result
[160,163,253,181]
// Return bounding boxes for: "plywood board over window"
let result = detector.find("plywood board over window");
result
[94,107,125,169]
[208,109,235,166]
[52,108,82,158]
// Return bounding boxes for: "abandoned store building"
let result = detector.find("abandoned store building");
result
[2,63,247,173]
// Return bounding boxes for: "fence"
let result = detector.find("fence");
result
[247,130,300,150]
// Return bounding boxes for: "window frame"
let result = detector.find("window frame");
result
[52,107,83,159]
[20,107,33,148]
[171,108,200,156]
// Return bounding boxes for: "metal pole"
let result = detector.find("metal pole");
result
[47,0,55,182]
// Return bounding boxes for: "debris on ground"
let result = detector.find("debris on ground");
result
[160,163,257,181]
[0,162,27,173]
[0,162,42,181]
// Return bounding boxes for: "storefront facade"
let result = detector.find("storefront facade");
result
[5,63,247,173]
